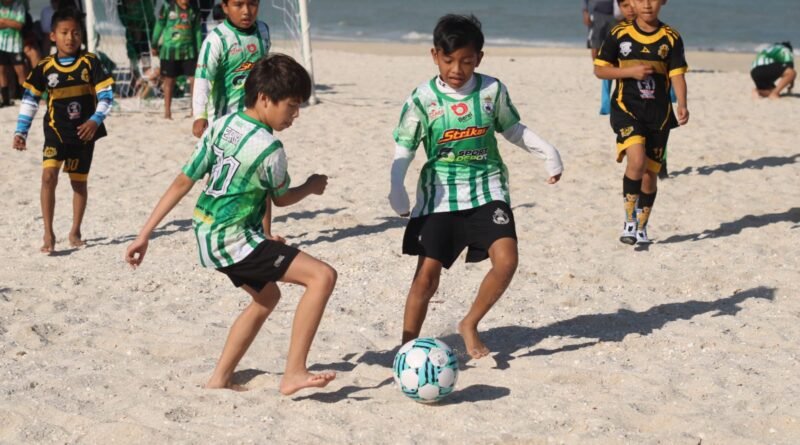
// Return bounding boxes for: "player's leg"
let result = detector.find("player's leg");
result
[0,60,10,106]
[12,59,27,92]
[277,251,337,395]
[460,237,518,359]
[187,76,194,117]
[402,256,444,344]
[621,143,646,244]
[769,67,797,99]
[206,282,282,390]
[40,166,59,253]
[162,75,175,119]
[635,131,668,243]
[66,144,93,247]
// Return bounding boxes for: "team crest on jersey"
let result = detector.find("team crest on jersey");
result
[658,44,669,59]
[67,101,82,119]
[492,208,510,225]
[47,73,59,87]
[482,96,494,114]
[451,103,469,117]
[427,101,444,121]
[222,127,243,145]
[168,10,178,19]
[620,126,634,138]
[43,146,57,158]
[619,42,632,57]
[81,68,89,83]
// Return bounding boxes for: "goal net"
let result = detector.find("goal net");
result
[87,0,315,112]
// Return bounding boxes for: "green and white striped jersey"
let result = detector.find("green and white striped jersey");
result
[0,0,24,53]
[394,74,521,217]
[752,44,794,68]
[182,111,290,268]
[195,19,270,119]
[151,2,202,61]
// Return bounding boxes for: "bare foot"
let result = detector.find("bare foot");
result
[458,321,490,359]
[204,381,249,392]
[164,114,173,120]
[279,370,336,395]
[41,232,56,253]
[768,93,781,100]
[68,231,86,248]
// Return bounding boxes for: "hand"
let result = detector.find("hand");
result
[266,233,286,244]
[546,173,562,184]
[125,237,149,268]
[629,64,654,80]
[192,118,208,138]
[151,47,158,56]
[305,174,328,195]
[12,134,26,151]
[388,188,410,216]
[676,105,689,125]
[77,119,99,141]
[582,10,591,27]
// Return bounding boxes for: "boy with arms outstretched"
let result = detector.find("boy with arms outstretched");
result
[126,54,336,395]
[12,8,114,253]
[593,0,688,244]
[389,15,563,359]
[151,0,202,119]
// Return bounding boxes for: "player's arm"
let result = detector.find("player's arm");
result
[272,175,327,207]
[13,87,41,150]
[125,173,197,267]
[594,62,653,80]
[501,123,563,184]
[192,33,221,135]
[150,5,166,55]
[389,96,423,216]
[671,74,689,125]
[0,17,23,30]
[668,34,689,124]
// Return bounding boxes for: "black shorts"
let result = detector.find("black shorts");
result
[161,59,197,78]
[0,50,24,65]
[611,113,671,174]
[751,64,789,90]
[42,140,95,181]
[216,240,300,292]
[402,201,517,269]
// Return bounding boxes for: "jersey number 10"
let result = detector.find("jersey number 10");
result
[205,146,241,198]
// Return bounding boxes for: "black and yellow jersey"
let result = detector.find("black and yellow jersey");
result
[594,20,688,130]
[23,53,114,145]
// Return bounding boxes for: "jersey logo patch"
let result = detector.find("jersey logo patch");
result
[47,73,59,87]
[492,208,510,225]
[658,44,669,59]
[482,96,494,114]
[67,101,82,119]
[641,46,651,54]
[451,103,469,117]
[637,76,656,99]
[619,42,632,57]
[427,101,444,121]
[437,126,488,144]
[222,127,243,145]
[229,44,243,55]
[247,43,257,53]
[620,126,634,137]
[44,146,57,158]
[234,62,254,72]
[168,11,178,19]
[81,68,89,83]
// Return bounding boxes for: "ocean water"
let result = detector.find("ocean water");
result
[26,0,800,54]
[298,0,800,53]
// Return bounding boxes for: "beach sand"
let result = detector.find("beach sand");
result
[0,43,798,444]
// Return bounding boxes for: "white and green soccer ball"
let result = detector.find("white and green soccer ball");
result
[392,337,459,403]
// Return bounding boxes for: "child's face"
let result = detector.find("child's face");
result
[431,46,483,90]
[632,0,662,23]
[176,0,190,8]
[255,95,301,131]
[50,18,82,56]
[618,0,636,21]
[222,0,259,29]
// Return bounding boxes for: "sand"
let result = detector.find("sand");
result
[0,42,798,444]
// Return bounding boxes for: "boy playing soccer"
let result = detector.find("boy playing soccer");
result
[0,0,27,106]
[151,0,202,119]
[191,0,270,137]
[126,54,337,395]
[12,8,114,253]
[593,0,688,245]
[389,15,563,359]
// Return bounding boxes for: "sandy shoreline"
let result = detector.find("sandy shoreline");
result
[0,42,798,444]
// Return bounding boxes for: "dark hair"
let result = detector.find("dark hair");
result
[244,53,311,106]
[781,41,793,52]
[433,14,484,55]
[211,3,224,20]
[50,7,83,31]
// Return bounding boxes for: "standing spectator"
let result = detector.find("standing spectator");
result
[0,0,26,105]
[583,0,616,115]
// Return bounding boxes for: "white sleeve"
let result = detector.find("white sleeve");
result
[192,78,211,119]
[388,143,415,215]
[501,122,564,177]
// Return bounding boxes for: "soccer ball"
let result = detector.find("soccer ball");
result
[392,337,459,403]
